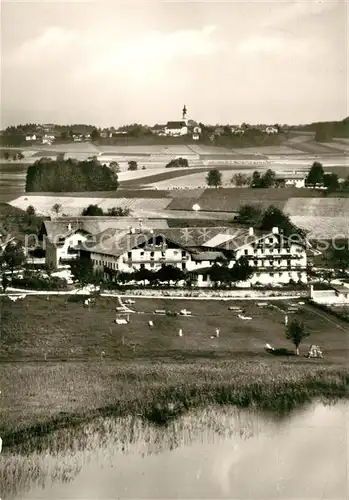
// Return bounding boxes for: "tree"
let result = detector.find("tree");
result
[44,262,55,277]
[260,205,305,238]
[209,263,232,287]
[306,162,324,188]
[231,173,250,187]
[109,161,120,173]
[128,161,138,171]
[134,268,156,286]
[206,169,222,188]
[17,152,25,160]
[107,206,131,217]
[1,273,9,292]
[250,171,262,188]
[81,204,104,216]
[4,152,10,160]
[315,123,332,142]
[52,203,62,215]
[2,241,26,277]
[261,169,276,188]
[236,204,263,225]
[26,205,36,216]
[250,169,276,188]
[231,256,253,283]
[26,158,119,192]
[328,244,349,273]
[70,258,103,291]
[156,265,184,285]
[286,319,309,355]
[91,129,100,142]
[165,158,189,168]
[323,173,339,193]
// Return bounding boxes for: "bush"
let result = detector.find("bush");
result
[165,158,189,168]
[11,276,68,291]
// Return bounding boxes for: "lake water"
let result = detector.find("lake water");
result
[2,402,348,499]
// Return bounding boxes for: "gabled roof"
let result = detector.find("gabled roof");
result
[72,225,306,258]
[42,217,169,245]
[275,172,306,180]
[166,121,187,129]
[191,251,226,261]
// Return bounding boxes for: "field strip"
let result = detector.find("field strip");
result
[2,289,306,300]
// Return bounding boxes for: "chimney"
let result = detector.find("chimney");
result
[248,227,254,236]
[272,227,279,234]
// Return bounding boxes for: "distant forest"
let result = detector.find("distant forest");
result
[25,158,119,192]
[295,117,349,140]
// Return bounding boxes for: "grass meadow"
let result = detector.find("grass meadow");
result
[1,295,348,450]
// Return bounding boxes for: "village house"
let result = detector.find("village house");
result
[265,126,279,135]
[25,134,37,141]
[42,133,55,145]
[165,121,188,137]
[275,172,306,188]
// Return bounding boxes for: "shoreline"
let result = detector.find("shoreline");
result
[2,359,349,453]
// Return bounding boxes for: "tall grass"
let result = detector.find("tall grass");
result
[1,360,348,453]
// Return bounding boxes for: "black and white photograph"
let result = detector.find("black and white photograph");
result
[0,0,348,499]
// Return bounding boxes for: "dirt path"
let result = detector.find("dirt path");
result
[301,304,349,333]
[116,295,134,313]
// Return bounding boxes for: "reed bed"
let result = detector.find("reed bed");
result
[1,360,348,452]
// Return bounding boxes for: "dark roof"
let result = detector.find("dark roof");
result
[42,217,169,245]
[82,226,300,258]
[166,121,187,129]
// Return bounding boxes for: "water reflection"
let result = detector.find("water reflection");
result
[2,402,348,499]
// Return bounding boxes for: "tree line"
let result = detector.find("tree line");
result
[206,162,349,192]
[81,204,131,217]
[71,257,253,289]
[25,158,119,192]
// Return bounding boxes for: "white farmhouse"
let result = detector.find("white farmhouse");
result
[275,172,306,188]
[265,126,278,135]
[25,134,37,141]
[80,225,307,287]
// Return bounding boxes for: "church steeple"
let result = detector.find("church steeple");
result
[182,105,187,120]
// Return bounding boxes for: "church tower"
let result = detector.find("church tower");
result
[182,104,187,121]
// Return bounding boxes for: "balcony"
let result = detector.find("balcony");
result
[123,256,189,264]
[252,265,307,272]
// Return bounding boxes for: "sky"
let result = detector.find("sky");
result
[1,0,348,127]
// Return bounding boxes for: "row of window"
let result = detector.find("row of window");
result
[127,250,187,259]
[243,248,301,256]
